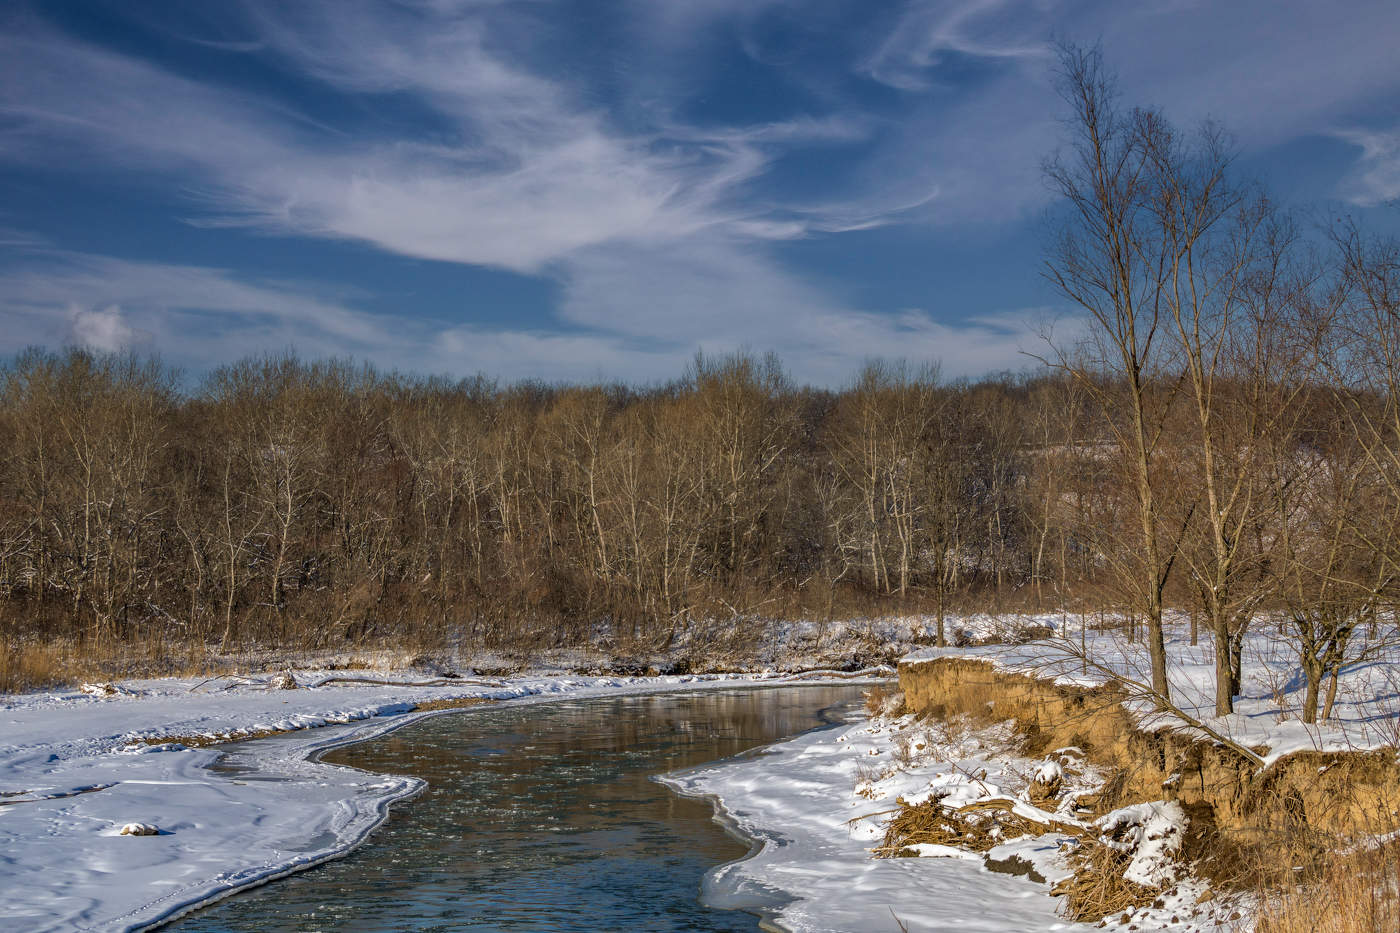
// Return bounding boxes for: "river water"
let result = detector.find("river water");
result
[168,684,869,932]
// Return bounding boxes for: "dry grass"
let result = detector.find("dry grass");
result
[863,684,903,718]
[0,634,233,694]
[875,797,1005,854]
[875,789,1170,923]
[0,639,74,693]
[1054,838,1159,922]
[876,796,1085,856]
[0,624,460,695]
[1251,838,1399,933]
[875,791,1165,922]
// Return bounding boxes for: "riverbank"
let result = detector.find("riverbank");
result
[663,623,1400,933]
[0,667,888,932]
[8,612,1396,932]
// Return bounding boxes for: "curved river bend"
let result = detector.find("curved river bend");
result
[169,684,869,932]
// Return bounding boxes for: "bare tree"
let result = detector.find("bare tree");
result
[1043,43,1181,701]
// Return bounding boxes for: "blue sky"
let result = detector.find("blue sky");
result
[2,0,1399,386]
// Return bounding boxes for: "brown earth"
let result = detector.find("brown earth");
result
[898,656,1400,884]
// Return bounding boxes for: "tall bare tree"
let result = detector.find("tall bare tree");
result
[1043,43,1180,700]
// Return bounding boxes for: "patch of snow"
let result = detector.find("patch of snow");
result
[1097,801,1187,888]
[661,708,1089,932]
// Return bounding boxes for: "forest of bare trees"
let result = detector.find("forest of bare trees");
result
[2,47,1398,715]
[0,349,1042,672]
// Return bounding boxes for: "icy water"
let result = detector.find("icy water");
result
[169,685,869,932]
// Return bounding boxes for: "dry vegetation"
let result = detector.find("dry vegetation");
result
[1253,838,1399,933]
[0,347,1074,692]
[895,656,1400,927]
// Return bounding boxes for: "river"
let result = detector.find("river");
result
[167,684,869,932]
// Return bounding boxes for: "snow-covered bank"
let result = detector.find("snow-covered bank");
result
[664,700,1243,933]
[904,617,1400,766]
[660,710,1075,932]
[0,667,887,932]
[664,616,1400,933]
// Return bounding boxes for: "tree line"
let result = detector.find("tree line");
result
[0,349,1046,662]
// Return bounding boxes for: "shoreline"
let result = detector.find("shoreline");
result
[1,669,890,932]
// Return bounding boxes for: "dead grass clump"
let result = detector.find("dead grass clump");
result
[1028,769,1063,806]
[0,640,74,693]
[876,798,1003,854]
[876,796,1082,856]
[1054,838,1159,922]
[1252,838,1400,933]
[407,696,494,713]
[863,684,903,718]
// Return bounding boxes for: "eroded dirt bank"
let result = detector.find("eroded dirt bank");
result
[898,656,1400,867]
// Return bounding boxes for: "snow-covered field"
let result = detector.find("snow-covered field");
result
[0,666,885,932]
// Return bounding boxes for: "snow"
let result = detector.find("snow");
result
[0,666,885,932]
[660,709,1086,932]
[903,612,1400,766]
[662,699,1250,932]
[1097,801,1187,888]
[660,609,1389,933]
[5,609,1393,932]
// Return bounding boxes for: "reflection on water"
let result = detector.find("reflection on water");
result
[170,685,868,932]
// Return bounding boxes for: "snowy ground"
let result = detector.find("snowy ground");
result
[661,707,1078,933]
[906,613,1400,765]
[662,614,1399,933]
[0,666,886,932]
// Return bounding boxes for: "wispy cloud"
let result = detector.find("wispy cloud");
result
[1335,128,1400,206]
[863,0,1048,92]
[1,3,847,273]
[2,1,1398,384]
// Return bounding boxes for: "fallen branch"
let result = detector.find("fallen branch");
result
[304,675,506,689]
[782,666,896,681]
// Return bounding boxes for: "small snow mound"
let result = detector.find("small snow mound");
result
[1096,800,1187,887]
[269,671,298,690]
[82,682,136,697]
[118,822,160,836]
[1028,758,1065,805]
